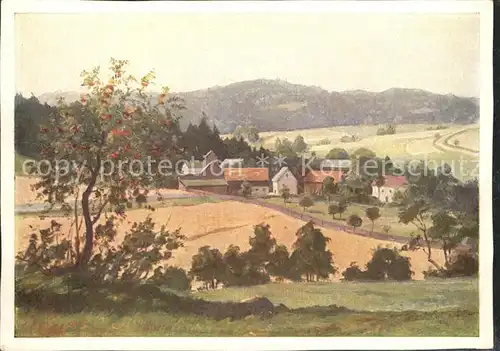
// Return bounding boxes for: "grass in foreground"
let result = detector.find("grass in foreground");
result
[197,279,479,312]
[16,309,478,337]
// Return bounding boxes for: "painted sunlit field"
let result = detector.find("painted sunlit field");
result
[261,196,420,238]
[15,277,478,337]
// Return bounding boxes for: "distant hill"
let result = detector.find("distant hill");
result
[37,79,479,133]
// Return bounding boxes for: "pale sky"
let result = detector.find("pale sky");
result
[15,12,480,97]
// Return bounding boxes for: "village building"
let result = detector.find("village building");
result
[178,176,228,195]
[271,167,298,195]
[371,175,407,203]
[220,158,244,169]
[179,150,223,177]
[178,150,228,194]
[319,159,352,171]
[303,170,345,195]
[224,168,270,197]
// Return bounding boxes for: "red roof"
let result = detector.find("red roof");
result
[373,175,407,188]
[224,168,269,182]
[304,170,345,184]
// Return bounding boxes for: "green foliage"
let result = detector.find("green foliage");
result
[299,195,314,212]
[280,185,291,204]
[291,135,308,153]
[275,138,298,158]
[365,207,381,233]
[95,216,185,283]
[240,180,252,198]
[247,224,276,267]
[382,225,391,234]
[26,59,187,270]
[15,219,71,275]
[376,124,397,136]
[322,176,336,203]
[222,245,270,287]
[15,94,57,158]
[351,147,376,159]
[340,135,360,143]
[398,171,479,274]
[190,246,226,290]
[347,214,362,231]
[328,199,348,220]
[342,247,413,281]
[317,138,331,146]
[290,221,336,282]
[233,124,260,144]
[265,244,293,281]
[325,148,349,159]
[148,266,191,291]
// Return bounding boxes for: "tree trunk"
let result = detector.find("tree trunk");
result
[77,168,100,268]
[371,221,374,234]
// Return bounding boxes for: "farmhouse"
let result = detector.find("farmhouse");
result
[224,168,270,197]
[220,158,244,169]
[272,167,298,195]
[178,150,228,194]
[320,159,352,171]
[303,170,345,195]
[371,175,407,203]
[177,176,228,195]
[180,150,223,177]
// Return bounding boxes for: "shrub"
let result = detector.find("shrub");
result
[347,214,362,232]
[382,225,391,234]
[448,251,479,277]
[317,138,331,145]
[299,195,314,212]
[343,246,413,282]
[365,247,413,281]
[341,262,365,281]
[148,266,192,291]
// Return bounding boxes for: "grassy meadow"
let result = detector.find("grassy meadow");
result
[262,196,419,237]
[16,308,477,337]
[197,279,478,312]
[16,279,478,337]
[242,123,480,181]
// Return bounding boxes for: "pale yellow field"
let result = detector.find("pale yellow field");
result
[250,124,473,158]
[16,201,444,280]
[14,176,191,206]
[445,127,479,152]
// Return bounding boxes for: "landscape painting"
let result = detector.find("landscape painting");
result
[4,1,493,347]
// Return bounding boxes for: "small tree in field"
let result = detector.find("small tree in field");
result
[338,199,348,220]
[299,195,314,212]
[328,203,340,219]
[365,207,381,233]
[240,180,252,198]
[347,214,362,232]
[281,184,291,205]
[17,58,186,275]
[190,246,226,290]
[289,221,336,282]
[266,244,292,282]
[322,176,336,204]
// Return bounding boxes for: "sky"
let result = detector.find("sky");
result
[15,12,480,97]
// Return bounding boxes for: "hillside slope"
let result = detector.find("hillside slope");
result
[37,79,479,133]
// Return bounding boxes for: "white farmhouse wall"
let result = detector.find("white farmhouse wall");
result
[273,170,298,195]
[372,186,395,203]
[251,186,270,197]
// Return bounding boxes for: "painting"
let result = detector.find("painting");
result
[1,0,493,350]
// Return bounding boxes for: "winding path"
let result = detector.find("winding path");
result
[433,126,479,157]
